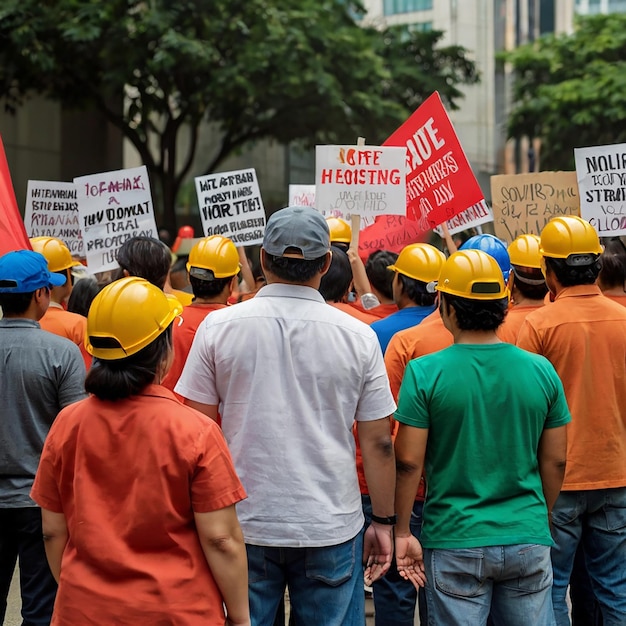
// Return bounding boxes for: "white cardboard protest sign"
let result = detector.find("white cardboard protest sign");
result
[288,184,316,208]
[195,168,265,246]
[575,143,626,236]
[24,181,83,256]
[433,200,493,237]
[74,165,158,273]
[315,145,406,219]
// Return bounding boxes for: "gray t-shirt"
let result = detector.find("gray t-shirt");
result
[0,318,87,507]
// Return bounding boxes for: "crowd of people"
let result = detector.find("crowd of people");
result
[0,207,625,626]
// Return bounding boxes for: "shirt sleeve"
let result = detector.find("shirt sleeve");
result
[30,425,63,513]
[175,319,219,405]
[191,421,247,513]
[544,361,572,429]
[516,318,542,354]
[394,361,430,429]
[58,344,88,408]
[384,333,409,402]
[354,335,397,422]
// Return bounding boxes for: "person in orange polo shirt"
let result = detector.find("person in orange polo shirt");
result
[517,216,626,626]
[162,235,241,398]
[30,236,91,368]
[31,277,249,626]
[498,234,548,344]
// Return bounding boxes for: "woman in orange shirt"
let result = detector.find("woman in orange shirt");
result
[31,277,250,626]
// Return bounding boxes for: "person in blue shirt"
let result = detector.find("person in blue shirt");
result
[370,243,446,353]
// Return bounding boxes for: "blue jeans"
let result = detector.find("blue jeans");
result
[424,544,555,626]
[0,507,57,626]
[551,488,626,626]
[362,495,426,626]
[246,531,364,626]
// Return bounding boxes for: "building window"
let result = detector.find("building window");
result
[608,0,626,12]
[383,0,433,16]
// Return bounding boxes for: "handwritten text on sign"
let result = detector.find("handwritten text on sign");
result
[575,143,626,236]
[434,200,493,237]
[315,145,406,219]
[195,168,266,246]
[491,172,580,243]
[358,215,427,261]
[24,181,83,256]
[383,92,484,233]
[288,184,316,208]
[74,166,158,273]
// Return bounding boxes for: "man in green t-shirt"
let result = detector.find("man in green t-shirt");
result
[393,249,571,626]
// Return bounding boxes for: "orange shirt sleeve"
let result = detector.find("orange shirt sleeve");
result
[191,421,246,513]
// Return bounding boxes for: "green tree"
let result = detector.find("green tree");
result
[0,0,478,229]
[504,13,626,170]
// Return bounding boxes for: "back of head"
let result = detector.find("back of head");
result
[437,250,509,330]
[85,277,182,401]
[459,234,511,281]
[319,246,352,302]
[0,250,66,316]
[365,250,398,300]
[540,216,603,287]
[262,206,331,283]
[186,236,240,299]
[388,243,445,307]
[508,234,548,300]
[30,236,80,273]
[326,217,352,247]
[598,250,626,291]
[116,236,172,289]
[67,276,101,317]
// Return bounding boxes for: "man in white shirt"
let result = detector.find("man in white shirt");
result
[177,206,398,626]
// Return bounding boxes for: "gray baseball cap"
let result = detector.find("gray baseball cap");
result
[263,206,331,260]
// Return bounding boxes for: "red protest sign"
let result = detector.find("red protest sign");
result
[383,92,484,234]
[358,215,427,261]
[0,136,30,255]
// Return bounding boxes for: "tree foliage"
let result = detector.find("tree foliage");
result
[0,0,478,228]
[503,13,626,170]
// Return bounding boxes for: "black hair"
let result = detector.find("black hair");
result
[67,277,101,317]
[85,325,173,401]
[602,237,626,257]
[0,291,36,316]
[544,256,601,287]
[319,246,352,302]
[332,241,350,254]
[598,252,626,291]
[189,274,233,299]
[170,257,188,274]
[116,236,171,289]
[442,293,508,331]
[397,274,436,307]
[365,250,398,300]
[511,267,548,300]
[263,249,327,283]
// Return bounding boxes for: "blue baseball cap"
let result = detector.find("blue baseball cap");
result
[0,250,67,293]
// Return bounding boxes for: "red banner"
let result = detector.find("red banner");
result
[358,215,427,260]
[383,92,484,234]
[0,136,30,255]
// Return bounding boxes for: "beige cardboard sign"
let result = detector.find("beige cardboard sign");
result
[491,172,580,243]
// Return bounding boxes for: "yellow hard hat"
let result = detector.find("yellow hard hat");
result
[326,217,352,244]
[86,277,182,360]
[186,236,240,279]
[437,250,508,300]
[540,216,603,259]
[30,236,81,273]
[508,234,542,269]
[387,243,446,283]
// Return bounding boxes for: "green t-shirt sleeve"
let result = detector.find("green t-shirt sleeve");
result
[395,360,430,429]
[544,360,572,429]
